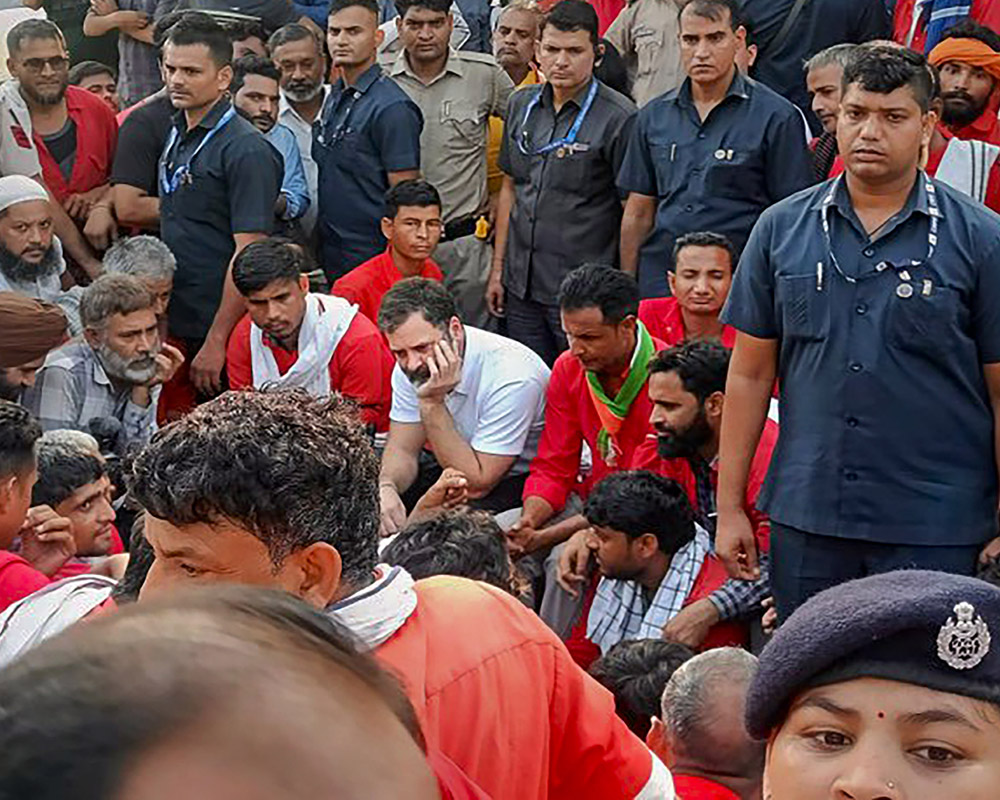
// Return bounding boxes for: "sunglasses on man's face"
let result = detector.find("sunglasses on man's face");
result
[21,56,69,72]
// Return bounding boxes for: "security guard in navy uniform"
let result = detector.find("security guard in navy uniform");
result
[749,569,1000,800]
[617,0,812,298]
[718,44,1000,620]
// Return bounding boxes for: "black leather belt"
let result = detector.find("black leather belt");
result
[441,214,479,242]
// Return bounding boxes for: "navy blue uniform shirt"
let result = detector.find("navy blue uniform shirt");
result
[722,173,1000,546]
[618,71,813,297]
[313,63,422,280]
[160,98,282,341]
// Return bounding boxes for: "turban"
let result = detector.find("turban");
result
[928,37,1000,83]
[0,292,67,368]
[0,175,49,216]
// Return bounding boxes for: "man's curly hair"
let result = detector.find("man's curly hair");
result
[128,390,379,585]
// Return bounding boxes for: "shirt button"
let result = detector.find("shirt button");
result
[845,471,859,482]
[849,362,863,373]
[846,417,859,428]
[698,132,706,139]
[863,247,875,257]
[684,204,694,212]
[855,303,867,315]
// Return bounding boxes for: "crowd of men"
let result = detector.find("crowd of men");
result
[3,0,1000,797]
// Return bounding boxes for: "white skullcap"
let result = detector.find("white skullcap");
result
[0,175,49,214]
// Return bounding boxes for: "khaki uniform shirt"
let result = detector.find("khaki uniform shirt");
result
[606,0,684,108]
[389,49,514,222]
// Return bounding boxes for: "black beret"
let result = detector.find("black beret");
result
[746,570,1000,739]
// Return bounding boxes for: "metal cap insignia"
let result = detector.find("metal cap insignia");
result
[937,602,991,670]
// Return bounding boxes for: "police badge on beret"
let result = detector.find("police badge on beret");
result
[937,602,991,670]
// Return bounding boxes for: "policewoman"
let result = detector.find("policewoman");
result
[747,570,1000,800]
[158,14,282,397]
[717,44,1000,620]
[490,0,635,366]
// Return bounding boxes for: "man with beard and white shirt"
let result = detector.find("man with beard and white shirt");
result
[0,174,81,335]
[23,274,184,448]
[232,54,310,232]
[270,23,330,240]
[376,276,549,534]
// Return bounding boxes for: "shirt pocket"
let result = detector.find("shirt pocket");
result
[634,24,663,79]
[706,153,761,200]
[440,99,484,144]
[776,274,829,342]
[886,283,961,361]
[547,146,601,193]
[649,140,687,197]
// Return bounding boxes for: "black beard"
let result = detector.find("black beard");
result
[0,240,61,284]
[656,409,714,460]
[20,80,67,107]
[942,92,989,128]
[0,372,21,402]
[235,105,275,132]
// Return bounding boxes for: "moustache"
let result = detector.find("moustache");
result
[943,90,974,103]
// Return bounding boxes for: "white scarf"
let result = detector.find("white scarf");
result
[0,575,117,668]
[249,293,358,396]
[327,564,418,650]
[936,138,1000,204]
[587,524,712,655]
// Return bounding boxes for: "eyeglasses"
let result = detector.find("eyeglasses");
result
[21,56,69,73]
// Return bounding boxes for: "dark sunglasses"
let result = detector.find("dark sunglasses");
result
[22,56,69,72]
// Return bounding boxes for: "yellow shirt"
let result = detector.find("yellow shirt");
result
[487,66,541,195]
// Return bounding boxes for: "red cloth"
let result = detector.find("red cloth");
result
[672,774,740,799]
[226,305,395,432]
[51,525,126,581]
[590,0,625,35]
[0,551,50,613]
[629,419,780,555]
[523,339,666,513]
[430,752,492,799]
[332,247,443,326]
[830,128,1000,212]
[893,0,1000,54]
[638,297,737,349]
[376,576,660,800]
[35,86,117,204]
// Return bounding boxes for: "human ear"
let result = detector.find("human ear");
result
[287,542,343,608]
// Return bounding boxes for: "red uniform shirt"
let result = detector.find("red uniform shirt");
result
[226,307,395,432]
[332,247,443,325]
[893,0,1000,54]
[629,419,780,554]
[638,297,737,349]
[672,775,740,799]
[0,551,50,613]
[523,339,667,512]
[35,85,118,204]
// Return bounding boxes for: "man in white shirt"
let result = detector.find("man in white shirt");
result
[377,276,549,534]
[269,22,331,239]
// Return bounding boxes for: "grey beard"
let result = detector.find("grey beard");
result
[95,340,159,385]
[0,242,61,284]
[283,81,323,103]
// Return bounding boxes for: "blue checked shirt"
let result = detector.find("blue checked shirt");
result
[22,342,159,448]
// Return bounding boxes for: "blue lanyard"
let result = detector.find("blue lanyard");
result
[816,171,940,292]
[159,106,236,196]
[517,79,598,157]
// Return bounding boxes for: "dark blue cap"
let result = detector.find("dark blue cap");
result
[746,570,1000,739]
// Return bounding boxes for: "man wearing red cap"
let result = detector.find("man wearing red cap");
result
[928,20,1000,146]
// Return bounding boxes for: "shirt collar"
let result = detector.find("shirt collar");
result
[675,69,750,108]
[338,62,383,95]
[539,76,596,110]
[811,170,942,223]
[391,48,464,82]
[452,325,474,396]
[87,346,112,388]
[278,85,330,120]
[170,96,232,133]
